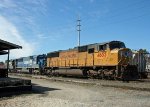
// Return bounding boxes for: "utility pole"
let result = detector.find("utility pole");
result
[77,17,81,47]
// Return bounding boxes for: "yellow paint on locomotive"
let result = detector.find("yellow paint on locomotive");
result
[94,49,118,66]
[60,50,78,67]
[47,49,126,67]
[46,41,132,68]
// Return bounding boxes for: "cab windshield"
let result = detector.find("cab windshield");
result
[109,42,126,50]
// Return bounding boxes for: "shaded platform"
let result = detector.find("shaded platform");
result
[0,39,22,77]
[0,77,32,92]
[0,39,32,93]
[0,69,8,77]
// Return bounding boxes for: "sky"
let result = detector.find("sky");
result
[0,0,150,60]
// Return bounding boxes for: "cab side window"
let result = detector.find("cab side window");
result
[99,45,106,51]
[78,46,87,52]
[88,48,94,53]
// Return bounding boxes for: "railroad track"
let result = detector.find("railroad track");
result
[9,73,150,92]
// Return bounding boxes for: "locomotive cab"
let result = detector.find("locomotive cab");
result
[106,41,138,80]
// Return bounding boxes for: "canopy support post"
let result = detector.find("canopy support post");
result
[6,49,10,77]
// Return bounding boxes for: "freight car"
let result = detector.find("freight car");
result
[46,41,139,80]
[130,50,148,78]
[8,54,46,74]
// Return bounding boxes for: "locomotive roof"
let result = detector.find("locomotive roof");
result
[0,50,8,55]
[47,40,124,54]
[78,40,124,47]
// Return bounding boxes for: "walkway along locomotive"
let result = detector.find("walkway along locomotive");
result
[46,41,139,80]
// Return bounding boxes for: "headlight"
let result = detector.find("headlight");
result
[124,51,131,57]
[121,51,132,57]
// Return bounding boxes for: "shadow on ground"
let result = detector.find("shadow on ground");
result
[0,83,61,98]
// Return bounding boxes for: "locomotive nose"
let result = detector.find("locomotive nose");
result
[118,48,132,65]
[119,48,132,58]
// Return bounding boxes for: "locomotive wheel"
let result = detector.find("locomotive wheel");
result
[113,70,117,80]
[82,69,88,77]
[121,67,129,82]
[97,70,102,79]
[47,69,52,76]
[87,70,93,78]
[101,70,105,80]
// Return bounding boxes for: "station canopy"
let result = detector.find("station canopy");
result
[0,39,22,52]
[0,39,22,55]
[0,50,8,55]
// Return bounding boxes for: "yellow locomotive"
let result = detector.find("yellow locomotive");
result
[46,41,138,80]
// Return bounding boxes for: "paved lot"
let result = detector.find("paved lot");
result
[0,75,150,107]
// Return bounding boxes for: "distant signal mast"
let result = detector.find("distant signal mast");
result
[77,17,81,47]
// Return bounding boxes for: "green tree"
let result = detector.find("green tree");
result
[139,49,149,53]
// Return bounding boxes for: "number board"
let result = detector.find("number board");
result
[96,52,106,58]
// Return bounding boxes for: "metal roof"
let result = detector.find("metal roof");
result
[0,39,22,51]
[0,50,8,55]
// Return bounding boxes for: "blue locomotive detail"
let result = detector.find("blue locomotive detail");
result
[10,54,46,74]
